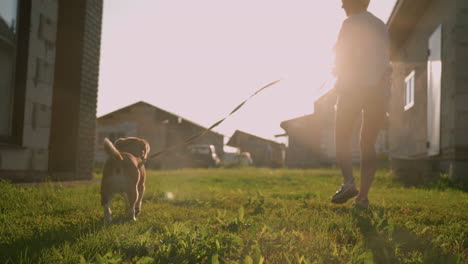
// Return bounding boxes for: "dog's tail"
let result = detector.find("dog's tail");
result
[104,138,123,161]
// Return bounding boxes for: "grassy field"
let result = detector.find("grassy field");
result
[0,168,466,264]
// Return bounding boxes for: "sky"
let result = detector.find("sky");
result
[98,0,397,145]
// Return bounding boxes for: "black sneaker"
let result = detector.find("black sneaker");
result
[331,184,359,204]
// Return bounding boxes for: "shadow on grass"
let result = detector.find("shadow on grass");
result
[417,176,468,193]
[352,207,462,264]
[0,218,108,264]
[386,170,468,193]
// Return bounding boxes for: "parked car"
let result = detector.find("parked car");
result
[238,152,253,166]
[185,145,221,168]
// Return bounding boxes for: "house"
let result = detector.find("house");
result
[226,130,285,168]
[0,0,103,182]
[95,101,224,169]
[280,89,341,168]
[387,0,468,182]
[280,114,320,168]
[280,88,388,168]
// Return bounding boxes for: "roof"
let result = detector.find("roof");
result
[313,88,337,110]
[226,130,283,148]
[387,0,433,57]
[278,88,336,135]
[98,101,224,137]
[314,87,337,104]
[280,114,315,132]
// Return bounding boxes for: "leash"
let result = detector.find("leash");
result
[144,80,281,162]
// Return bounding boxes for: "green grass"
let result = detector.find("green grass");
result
[0,168,466,264]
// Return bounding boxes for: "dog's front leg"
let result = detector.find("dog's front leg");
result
[101,194,113,223]
[104,203,112,223]
[135,181,145,216]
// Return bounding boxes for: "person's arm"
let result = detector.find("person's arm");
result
[333,20,351,77]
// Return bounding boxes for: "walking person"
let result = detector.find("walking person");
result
[330,0,391,209]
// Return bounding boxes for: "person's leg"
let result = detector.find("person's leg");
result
[356,98,386,203]
[332,94,362,204]
[335,96,361,185]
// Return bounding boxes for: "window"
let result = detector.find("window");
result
[404,70,415,111]
[0,0,29,143]
[0,1,19,138]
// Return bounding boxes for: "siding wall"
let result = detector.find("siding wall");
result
[0,0,102,181]
[283,115,321,168]
[389,0,455,157]
[453,0,468,148]
[390,0,468,181]
[0,1,58,177]
[450,0,468,181]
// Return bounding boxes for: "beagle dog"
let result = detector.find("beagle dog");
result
[101,137,150,222]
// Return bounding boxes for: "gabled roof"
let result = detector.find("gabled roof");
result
[98,101,152,119]
[313,88,337,110]
[387,0,434,57]
[227,130,283,148]
[279,88,336,133]
[98,101,224,137]
[280,114,315,132]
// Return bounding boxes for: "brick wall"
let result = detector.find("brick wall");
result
[76,0,103,179]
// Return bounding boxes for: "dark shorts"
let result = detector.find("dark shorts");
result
[335,86,388,136]
[335,76,391,116]
[337,88,387,114]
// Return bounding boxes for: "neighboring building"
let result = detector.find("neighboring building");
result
[0,0,103,182]
[280,114,320,168]
[226,130,285,168]
[387,0,468,182]
[280,89,388,168]
[95,101,224,169]
[280,89,340,168]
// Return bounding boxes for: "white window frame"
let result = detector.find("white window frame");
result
[404,70,415,111]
